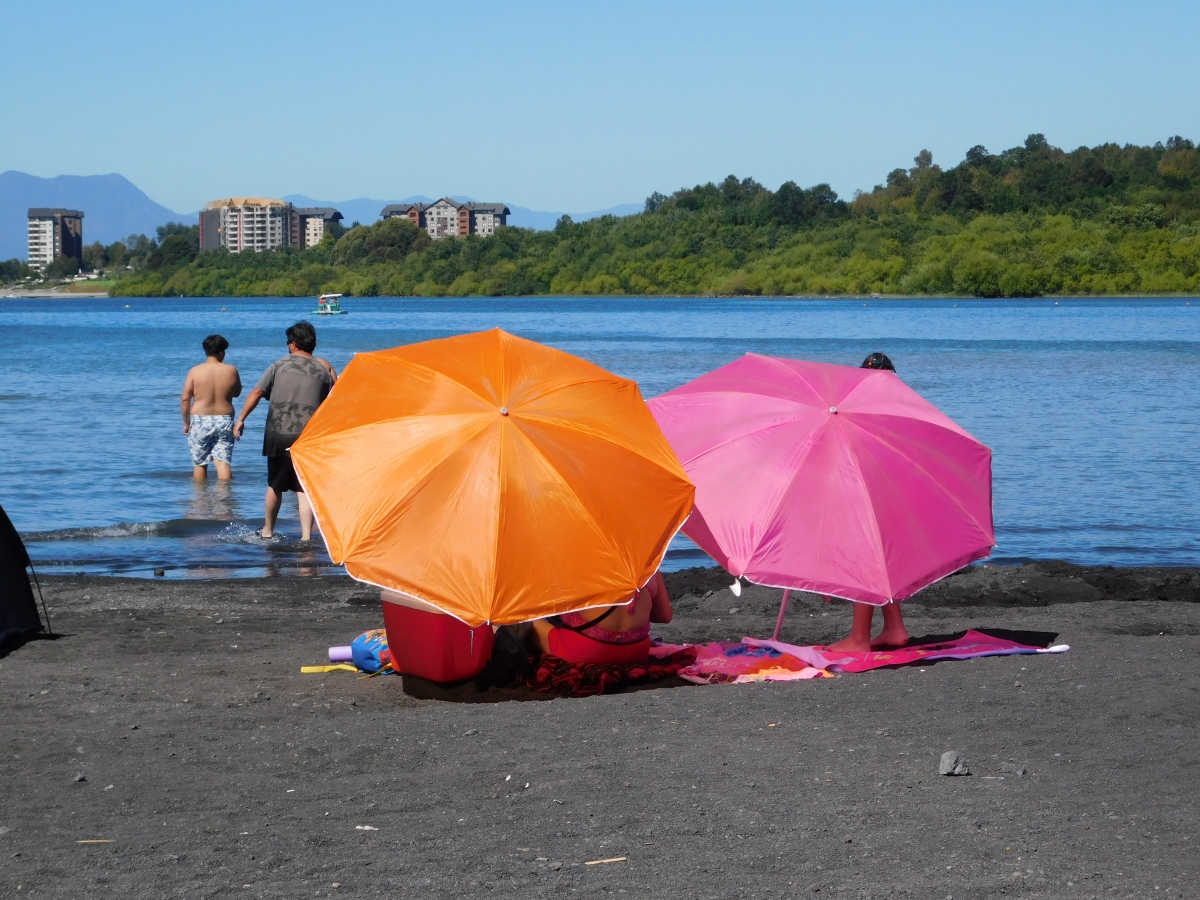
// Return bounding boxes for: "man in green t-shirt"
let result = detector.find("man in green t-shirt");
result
[234,321,336,540]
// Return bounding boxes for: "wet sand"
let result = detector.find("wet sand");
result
[1,561,1198,898]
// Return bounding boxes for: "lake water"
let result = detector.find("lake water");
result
[3,296,1197,578]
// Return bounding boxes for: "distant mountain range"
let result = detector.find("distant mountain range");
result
[0,171,639,261]
[0,171,196,260]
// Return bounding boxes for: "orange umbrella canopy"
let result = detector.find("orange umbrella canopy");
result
[290,328,694,627]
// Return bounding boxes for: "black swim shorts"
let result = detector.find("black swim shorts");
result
[266,453,304,493]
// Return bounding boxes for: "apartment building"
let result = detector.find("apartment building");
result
[200,198,288,253]
[380,202,427,230]
[290,207,344,249]
[467,202,508,237]
[200,200,344,252]
[199,207,221,252]
[27,208,84,270]
[380,198,509,239]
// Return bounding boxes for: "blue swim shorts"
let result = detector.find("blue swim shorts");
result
[188,414,235,466]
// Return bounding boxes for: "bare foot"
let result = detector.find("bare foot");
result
[259,529,274,539]
[824,602,876,652]
[825,635,872,653]
[871,627,909,650]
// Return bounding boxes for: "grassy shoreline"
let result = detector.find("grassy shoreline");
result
[106,210,1200,300]
[9,289,1200,300]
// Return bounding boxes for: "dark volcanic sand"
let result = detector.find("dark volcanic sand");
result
[2,562,1198,899]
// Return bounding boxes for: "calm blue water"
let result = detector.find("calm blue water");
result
[2,296,1197,578]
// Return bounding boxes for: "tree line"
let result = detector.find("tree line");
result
[96,134,1200,298]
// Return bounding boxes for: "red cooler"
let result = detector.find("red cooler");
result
[382,592,494,683]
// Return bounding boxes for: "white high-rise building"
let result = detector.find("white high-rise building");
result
[27,208,84,270]
[202,198,288,253]
[27,217,55,270]
[199,201,342,252]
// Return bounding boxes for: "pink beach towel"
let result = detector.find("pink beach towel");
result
[749,629,1067,673]
[654,629,1067,684]
[650,640,831,684]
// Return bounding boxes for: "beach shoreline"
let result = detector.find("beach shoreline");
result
[5,290,1200,301]
[1,287,112,299]
[2,563,1197,897]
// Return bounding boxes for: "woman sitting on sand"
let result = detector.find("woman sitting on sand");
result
[528,571,673,666]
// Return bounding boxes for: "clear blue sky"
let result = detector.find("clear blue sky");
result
[3,0,1197,214]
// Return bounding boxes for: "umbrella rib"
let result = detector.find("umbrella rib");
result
[835,426,891,597]
[512,374,630,412]
[354,445,494,614]
[658,395,818,466]
[496,426,561,618]
[336,417,495,561]
[519,408,686,476]
[415,424,501,613]
[838,386,972,438]
[304,411,490,449]
[360,350,502,407]
[843,415,993,537]
[740,418,832,577]
[837,372,889,407]
[508,424,627,581]
[504,341,629,402]
[749,353,839,402]
[368,332,620,410]
[841,416,993,597]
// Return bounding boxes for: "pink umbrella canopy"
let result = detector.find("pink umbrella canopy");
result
[648,354,995,606]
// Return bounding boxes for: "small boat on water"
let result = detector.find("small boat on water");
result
[312,293,347,315]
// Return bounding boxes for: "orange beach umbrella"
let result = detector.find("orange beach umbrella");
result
[290,329,694,627]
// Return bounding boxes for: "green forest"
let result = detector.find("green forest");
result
[100,134,1200,297]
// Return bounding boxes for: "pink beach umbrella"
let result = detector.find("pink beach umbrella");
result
[647,354,994,638]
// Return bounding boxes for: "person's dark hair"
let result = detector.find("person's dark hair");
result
[286,321,317,353]
[202,334,229,357]
[861,352,895,371]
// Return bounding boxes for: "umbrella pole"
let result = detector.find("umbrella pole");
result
[771,589,791,641]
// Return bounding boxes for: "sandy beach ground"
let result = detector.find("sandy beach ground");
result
[2,562,1197,899]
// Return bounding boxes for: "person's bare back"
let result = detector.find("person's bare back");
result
[182,335,242,481]
[184,359,241,415]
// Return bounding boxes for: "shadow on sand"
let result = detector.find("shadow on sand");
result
[397,628,1061,702]
[904,627,1059,651]
[400,674,693,704]
[0,630,66,661]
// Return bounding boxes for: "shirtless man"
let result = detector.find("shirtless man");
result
[181,334,242,481]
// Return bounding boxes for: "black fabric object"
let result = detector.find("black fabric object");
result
[266,453,304,493]
[0,502,42,644]
[548,604,618,634]
[861,352,896,371]
[474,627,535,690]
